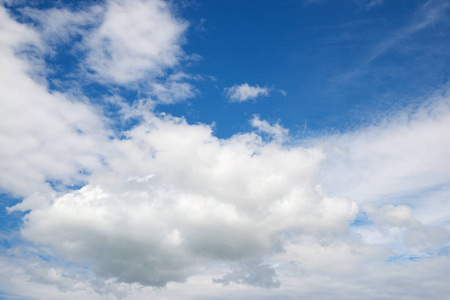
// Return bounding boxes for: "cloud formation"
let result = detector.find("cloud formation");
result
[22,0,189,92]
[0,6,107,198]
[1,1,450,299]
[225,83,271,102]
[320,91,450,204]
[83,0,187,85]
[10,111,358,287]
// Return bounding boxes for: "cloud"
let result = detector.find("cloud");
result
[364,203,448,248]
[149,73,198,104]
[10,112,358,287]
[251,115,289,143]
[362,0,385,10]
[0,6,107,198]
[364,203,417,227]
[319,90,450,205]
[23,0,188,86]
[334,0,450,84]
[1,1,450,299]
[367,0,450,62]
[213,259,281,289]
[224,83,271,102]
[316,91,450,261]
[19,0,199,104]
[83,0,187,85]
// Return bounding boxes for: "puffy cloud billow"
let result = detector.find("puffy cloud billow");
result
[225,83,271,102]
[10,112,358,287]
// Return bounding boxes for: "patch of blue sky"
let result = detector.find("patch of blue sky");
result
[350,211,371,227]
[176,0,450,138]
[386,246,450,263]
[385,254,422,263]
[5,0,449,140]
[0,292,28,300]
[0,194,26,249]
[45,179,86,193]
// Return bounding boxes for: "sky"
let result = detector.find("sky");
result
[0,0,450,299]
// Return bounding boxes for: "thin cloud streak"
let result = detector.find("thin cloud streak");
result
[367,0,450,62]
[333,0,450,84]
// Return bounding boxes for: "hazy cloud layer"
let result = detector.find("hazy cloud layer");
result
[320,92,450,204]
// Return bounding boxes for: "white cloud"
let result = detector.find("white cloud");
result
[18,0,199,105]
[251,115,289,143]
[319,90,450,206]
[83,0,187,85]
[149,73,198,104]
[1,1,450,299]
[10,112,358,287]
[225,83,270,102]
[23,0,188,87]
[364,203,448,248]
[22,5,102,46]
[316,91,450,264]
[0,6,107,198]
[364,203,417,228]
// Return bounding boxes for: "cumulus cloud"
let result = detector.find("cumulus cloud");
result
[83,0,187,85]
[225,83,271,102]
[10,112,359,287]
[22,0,188,87]
[251,115,289,143]
[0,6,107,198]
[364,203,448,248]
[364,203,417,228]
[16,0,200,105]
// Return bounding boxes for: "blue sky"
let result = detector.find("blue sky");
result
[0,0,450,299]
[165,0,450,136]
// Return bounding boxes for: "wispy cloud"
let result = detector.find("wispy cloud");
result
[368,0,450,62]
[333,0,450,84]
[363,0,385,11]
[149,72,198,104]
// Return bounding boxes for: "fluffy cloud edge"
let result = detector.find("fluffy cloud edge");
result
[224,83,271,102]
